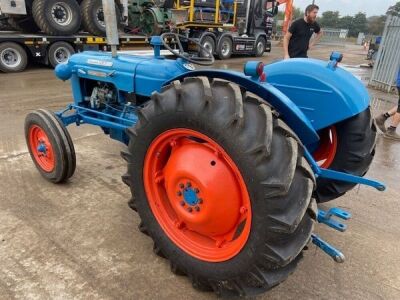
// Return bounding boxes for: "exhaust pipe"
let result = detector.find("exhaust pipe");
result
[102,0,119,57]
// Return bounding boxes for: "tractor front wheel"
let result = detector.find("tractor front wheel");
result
[25,109,76,183]
[122,77,316,296]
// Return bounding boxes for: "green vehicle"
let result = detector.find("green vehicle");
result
[128,0,279,59]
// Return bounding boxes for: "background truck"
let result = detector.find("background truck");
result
[0,32,148,72]
[128,0,280,59]
[0,0,128,35]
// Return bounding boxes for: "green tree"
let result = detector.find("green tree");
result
[338,15,353,31]
[367,15,386,35]
[387,1,400,15]
[292,7,303,19]
[320,11,340,28]
[351,12,367,36]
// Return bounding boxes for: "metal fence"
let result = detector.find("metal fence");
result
[369,14,400,92]
[319,28,349,45]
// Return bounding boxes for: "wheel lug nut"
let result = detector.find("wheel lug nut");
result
[177,191,182,196]
[179,183,184,188]
[186,182,191,187]
[194,188,199,194]
[198,198,203,204]
[180,201,185,206]
[194,206,200,212]
[187,207,193,213]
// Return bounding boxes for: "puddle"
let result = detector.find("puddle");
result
[341,64,372,84]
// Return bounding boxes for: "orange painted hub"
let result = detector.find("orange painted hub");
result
[313,126,338,169]
[143,129,252,262]
[29,125,55,172]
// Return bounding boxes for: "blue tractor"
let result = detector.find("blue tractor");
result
[24,30,384,297]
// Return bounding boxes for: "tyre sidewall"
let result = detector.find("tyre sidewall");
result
[315,108,376,202]
[255,37,266,57]
[199,36,215,58]
[48,42,75,67]
[217,36,232,60]
[0,42,28,72]
[25,112,66,182]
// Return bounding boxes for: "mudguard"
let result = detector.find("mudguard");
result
[166,70,320,146]
[264,58,370,131]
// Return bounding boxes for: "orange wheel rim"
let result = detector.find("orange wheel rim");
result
[29,125,55,172]
[313,126,338,169]
[143,128,252,262]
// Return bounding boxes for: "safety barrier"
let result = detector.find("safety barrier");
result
[369,14,400,92]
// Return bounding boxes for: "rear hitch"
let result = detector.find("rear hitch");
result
[311,234,345,263]
[312,207,351,263]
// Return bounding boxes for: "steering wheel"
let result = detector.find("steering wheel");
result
[160,33,215,66]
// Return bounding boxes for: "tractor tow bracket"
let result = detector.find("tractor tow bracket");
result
[311,234,346,263]
[56,104,136,130]
[317,207,351,232]
[303,149,386,191]
[312,207,351,263]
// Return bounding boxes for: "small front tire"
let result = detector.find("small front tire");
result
[25,109,76,183]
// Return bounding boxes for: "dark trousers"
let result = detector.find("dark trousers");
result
[397,87,400,113]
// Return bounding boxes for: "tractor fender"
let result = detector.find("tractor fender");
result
[263,58,370,131]
[165,70,319,146]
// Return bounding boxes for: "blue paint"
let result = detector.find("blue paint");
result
[37,143,46,153]
[311,234,345,263]
[264,56,370,130]
[317,207,351,232]
[183,187,199,206]
[53,40,385,192]
[167,69,320,146]
[303,149,386,191]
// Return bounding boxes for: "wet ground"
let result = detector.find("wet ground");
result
[0,42,399,299]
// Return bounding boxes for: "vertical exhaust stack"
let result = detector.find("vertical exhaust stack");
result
[102,0,119,57]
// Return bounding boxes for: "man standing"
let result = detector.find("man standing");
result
[375,67,400,140]
[283,4,323,59]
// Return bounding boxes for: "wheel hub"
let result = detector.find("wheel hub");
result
[221,41,229,56]
[29,125,55,172]
[143,128,251,262]
[1,48,21,67]
[54,47,69,63]
[52,3,72,25]
[96,8,105,27]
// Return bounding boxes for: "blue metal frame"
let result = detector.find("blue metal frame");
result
[54,38,385,192]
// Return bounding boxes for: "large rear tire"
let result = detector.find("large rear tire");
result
[122,77,316,296]
[314,108,376,202]
[32,0,81,35]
